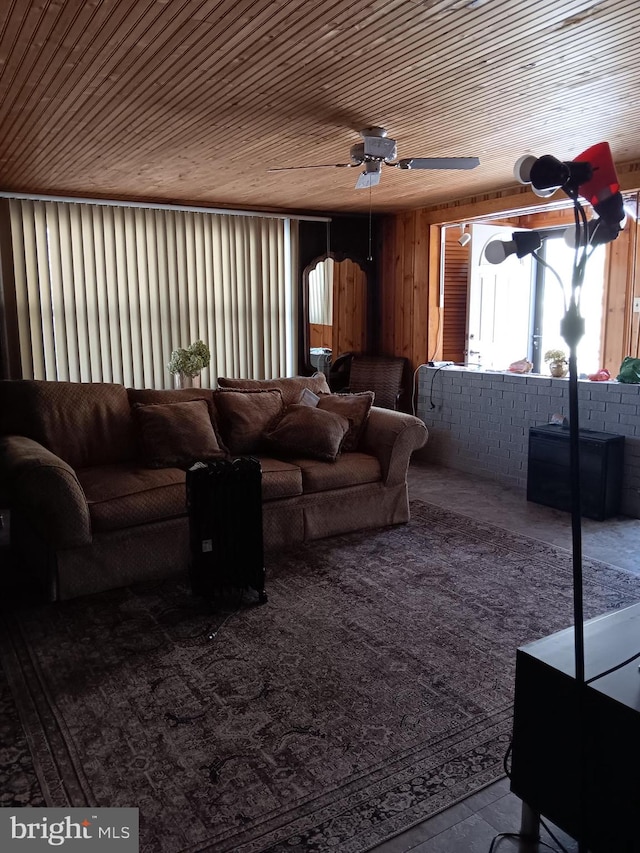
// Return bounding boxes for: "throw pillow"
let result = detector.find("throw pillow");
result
[264,404,351,462]
[127,387,227,452]
[132,399,227,469]
[317,391,375,452]
[127,388,215,406]
[212,388,284,455]
[216,373,330,407]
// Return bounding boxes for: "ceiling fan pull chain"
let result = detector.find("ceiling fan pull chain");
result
[367,184,373,261]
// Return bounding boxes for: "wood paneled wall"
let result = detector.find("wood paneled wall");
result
[332,259,367,356]
[602,214,640,369]
[378,209,436,370]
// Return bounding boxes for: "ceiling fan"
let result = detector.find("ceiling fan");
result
[268,126,480,189]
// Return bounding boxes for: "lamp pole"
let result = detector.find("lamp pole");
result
[505,144,625,853]
[559,219,588,853]
[560,296,585,686]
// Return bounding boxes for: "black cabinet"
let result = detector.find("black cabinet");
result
[527,424,624,520]
[511,604,640,853]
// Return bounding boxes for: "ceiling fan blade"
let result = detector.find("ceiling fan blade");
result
[398,157,480,170]
[268,163,352,172]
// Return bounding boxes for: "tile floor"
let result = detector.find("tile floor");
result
[408,461,640,576]
[373,460,640,853]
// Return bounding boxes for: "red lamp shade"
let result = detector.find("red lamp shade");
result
[574,142,620,207]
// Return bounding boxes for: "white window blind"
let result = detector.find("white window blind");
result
[8,199,298,387]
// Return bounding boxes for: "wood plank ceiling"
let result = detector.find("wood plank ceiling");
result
[0,0,639,215]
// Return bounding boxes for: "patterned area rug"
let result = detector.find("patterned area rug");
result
[2,500,640,852]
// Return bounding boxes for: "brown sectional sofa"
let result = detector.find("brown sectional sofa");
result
[0,375,428,601]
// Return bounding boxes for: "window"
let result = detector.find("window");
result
[532,229,606,375]
[461,220,609,374]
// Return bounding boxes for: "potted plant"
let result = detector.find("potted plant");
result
[167,340,211,388]
[544,348,568,378]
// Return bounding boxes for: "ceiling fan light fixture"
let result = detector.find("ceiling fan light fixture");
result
[355,161,382,189]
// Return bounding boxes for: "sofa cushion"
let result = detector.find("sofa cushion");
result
[264,404,350,462]
[132,399,227,469]
[290,452,382,493]
[79,457,304,533]
[77,464,188,532]
[317,391,375,452]
[217,373,330,407]
[0,380,135,468]
[212,389,284,454]
[257,456,303,501]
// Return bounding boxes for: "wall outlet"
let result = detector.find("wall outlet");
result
[634,297,640,313]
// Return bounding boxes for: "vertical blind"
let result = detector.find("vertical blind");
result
[8,199,298,388]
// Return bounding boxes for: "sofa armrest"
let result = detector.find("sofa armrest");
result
[359,407,428,486]
[0,435,91,548]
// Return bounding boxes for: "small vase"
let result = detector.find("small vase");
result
[173,372,201,389]
[550,362,568,378]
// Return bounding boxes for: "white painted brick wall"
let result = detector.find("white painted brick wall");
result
[416,366,640,518]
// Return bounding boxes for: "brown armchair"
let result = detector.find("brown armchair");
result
[335,354,409,410]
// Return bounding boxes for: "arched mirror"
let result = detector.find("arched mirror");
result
[304,253,368,375]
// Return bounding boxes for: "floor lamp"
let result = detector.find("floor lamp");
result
[486,142,625,852]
